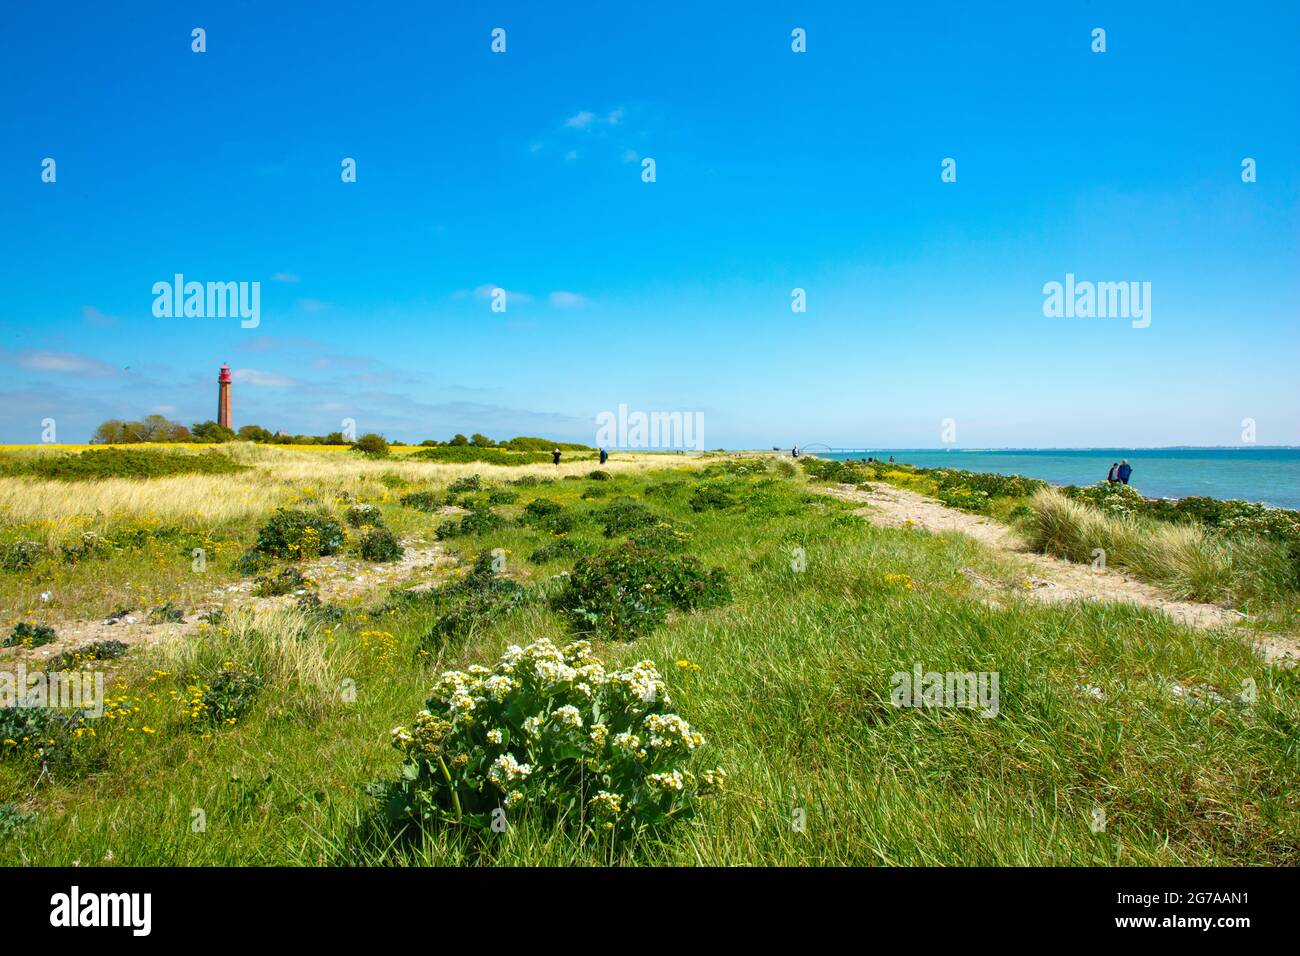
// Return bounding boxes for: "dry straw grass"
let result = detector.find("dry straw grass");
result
[0,443,696,525]
[1026,487,1291,604]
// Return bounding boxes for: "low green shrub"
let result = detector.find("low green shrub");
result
[399,490,443,513]
[47,640,128,670]
[358,527,404,563]
[254,566,310,597]
[3,622,57,649]
[595,500,659,536]
[188,664,264,727]
[689,483,737,512]
[295,591,346,623]
[0,707,90,767]
[627,522,691,552]
[416,553,529,650]
[0,804,35,841]
[252,509,345,560]
[0,540,50,572]
[448,475,483,494]
[519,499,576,534]
[553,542,732,640]
[436,506,504,540]
[346,503,385,527]
[148,602,185,624]
[529,537,588,563]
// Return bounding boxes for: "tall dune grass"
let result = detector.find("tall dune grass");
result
[0,443,692,525]
[1025,488,1293,605]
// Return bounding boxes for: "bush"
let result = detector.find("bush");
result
[376,638,724,837]
[529,537,588,563]
[0,707,91,767]
[689,483,737,512]
[436,506,504,540]
[47,640,128,670]
[2,622,57,649]
[252,509,345,560]
[254,566,310,597]
[448,475,483,494]
[148,602,185,624]
[399,490,443,513]
[0,540,49,571]
[346,503,384,527]
[553,542,732,640]
[486,488,519,505]
[358,527,404,563]
[295,591,346,623]
[595,500,660,537]
[0,804,35,841]
[187,663,264,727]
[627,522,691,552]
[587,470,613,481]
[351,434,390,457]
[416,552,529,649]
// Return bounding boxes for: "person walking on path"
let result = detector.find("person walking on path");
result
[1117,460,1132,485]
[1107,462,1120,483]
[599,447,608,465]
[552,447,561,466]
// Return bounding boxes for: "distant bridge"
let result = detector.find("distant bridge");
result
[788,443,881,455]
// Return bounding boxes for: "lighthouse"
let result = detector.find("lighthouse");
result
[218,363,232,430]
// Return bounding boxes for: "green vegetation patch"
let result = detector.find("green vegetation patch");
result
[0,449,247,482]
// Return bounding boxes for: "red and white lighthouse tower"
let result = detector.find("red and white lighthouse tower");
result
[218,363,232,430]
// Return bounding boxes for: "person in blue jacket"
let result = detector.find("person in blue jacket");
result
[1117,460,1133,485]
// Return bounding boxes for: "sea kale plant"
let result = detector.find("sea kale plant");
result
[379,638,725,837]
[553,542,732,640]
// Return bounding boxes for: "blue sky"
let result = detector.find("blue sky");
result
[1,0,1296,447]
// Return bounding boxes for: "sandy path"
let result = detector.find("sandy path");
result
[821,481,1298,665]
[2,542,457,666]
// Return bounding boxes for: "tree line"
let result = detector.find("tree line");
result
[89,416,589,451]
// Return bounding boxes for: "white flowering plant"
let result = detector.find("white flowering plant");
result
[377,637,724,838]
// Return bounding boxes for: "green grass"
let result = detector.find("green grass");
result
[1,463,1296,865]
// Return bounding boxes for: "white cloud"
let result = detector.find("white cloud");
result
[271,272,301,283]
[470,284,533,304]
[233,368,295,387]
[607,108,624,125]
[6,349,120,377]
[549,291,588,309]
[564,110,596,129]
[81,305,116,326]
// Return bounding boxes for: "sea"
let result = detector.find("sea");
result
[817,448,1300,510]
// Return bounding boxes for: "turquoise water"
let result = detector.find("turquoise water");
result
[818,448,1300,509]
